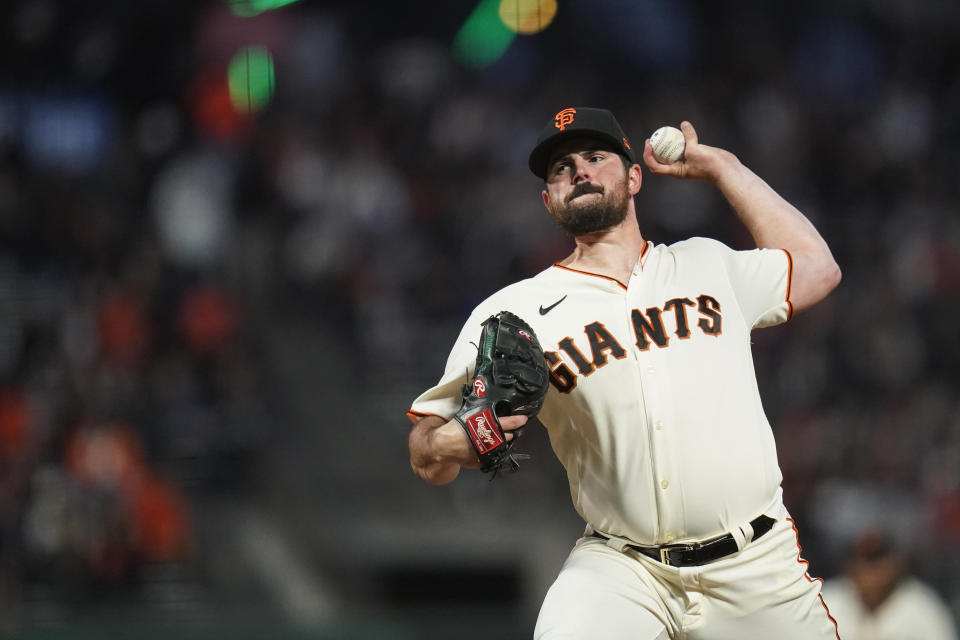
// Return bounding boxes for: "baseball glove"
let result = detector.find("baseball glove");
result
[453,311,550,477]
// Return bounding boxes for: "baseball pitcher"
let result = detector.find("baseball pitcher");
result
[407,107,843,639]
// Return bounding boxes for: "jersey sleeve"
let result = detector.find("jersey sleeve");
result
[706,238,793,329]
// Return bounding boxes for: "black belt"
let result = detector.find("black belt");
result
[589,514,776,568]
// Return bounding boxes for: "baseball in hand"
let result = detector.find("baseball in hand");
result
[650,126,686,163]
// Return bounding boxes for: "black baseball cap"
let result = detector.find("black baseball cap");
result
[528,107,636,179]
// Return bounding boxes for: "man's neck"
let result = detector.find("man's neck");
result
[560,213,647,283]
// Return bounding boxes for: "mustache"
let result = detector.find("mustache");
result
[566,182,604,203]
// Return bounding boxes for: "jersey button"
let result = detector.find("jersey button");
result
[660,479,669,489]
[647,367,655,375]
[655,421,663,431]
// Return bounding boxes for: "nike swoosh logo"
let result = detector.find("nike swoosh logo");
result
[539,294,567,315]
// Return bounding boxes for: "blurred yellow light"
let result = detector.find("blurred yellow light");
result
[498,0,557,34]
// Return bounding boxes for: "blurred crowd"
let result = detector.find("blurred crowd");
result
[0,0,279,622]
[0,0,958,632]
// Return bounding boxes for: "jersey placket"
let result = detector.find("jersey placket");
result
[627,255,680,544]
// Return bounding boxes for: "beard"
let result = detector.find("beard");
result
[548,177,631,237]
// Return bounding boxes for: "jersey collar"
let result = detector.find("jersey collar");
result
[550,242,652,291]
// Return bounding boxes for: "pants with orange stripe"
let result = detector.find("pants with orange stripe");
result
[534,505,840,640]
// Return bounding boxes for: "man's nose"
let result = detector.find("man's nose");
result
[571,158,592,183]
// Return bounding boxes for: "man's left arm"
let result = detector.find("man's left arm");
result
[643,121,842,313]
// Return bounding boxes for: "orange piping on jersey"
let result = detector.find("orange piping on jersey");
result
[637,240,651,268]
[818,594,841,640]
[782,248,794,320]
[551,241,652,285]
[551,263,628,290]
[788,517,841,640]
[406,410,446,425]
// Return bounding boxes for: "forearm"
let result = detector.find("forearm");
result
[408,415,475,485]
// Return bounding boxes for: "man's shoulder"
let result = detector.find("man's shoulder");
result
[646,237,733,270]
[488,267,557,297]
[469,268,560,322]
[664,236,731,255]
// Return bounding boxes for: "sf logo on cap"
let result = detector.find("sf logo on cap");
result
[554,108,576,131]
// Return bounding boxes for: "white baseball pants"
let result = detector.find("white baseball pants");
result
[534,506,840,640]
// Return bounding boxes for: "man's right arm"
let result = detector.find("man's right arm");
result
[408,414,529,485]
[642,121,841,314]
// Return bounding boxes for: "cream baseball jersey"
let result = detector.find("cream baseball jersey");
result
[409,237,793,546]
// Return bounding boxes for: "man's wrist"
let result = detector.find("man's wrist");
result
[704,148,740,185]
[435,419,477,466]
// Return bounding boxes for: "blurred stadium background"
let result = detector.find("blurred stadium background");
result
[0,0,958,638]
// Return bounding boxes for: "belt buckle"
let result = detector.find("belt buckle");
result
[659,543,696,566]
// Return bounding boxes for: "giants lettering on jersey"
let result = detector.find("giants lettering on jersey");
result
[545,294,723,393]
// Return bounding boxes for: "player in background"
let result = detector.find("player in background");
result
[821,528,958,640]
[408,107,842,639]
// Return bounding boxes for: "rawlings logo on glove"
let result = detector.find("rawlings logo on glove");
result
[466,410,503,453]
[453,311,550,477]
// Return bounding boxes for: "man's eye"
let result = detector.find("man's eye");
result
[590,154,604,162]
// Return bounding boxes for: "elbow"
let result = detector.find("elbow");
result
[823,258,842,296]
[827,258,842,294]
[808,258,841,306]
[807,258,841,309]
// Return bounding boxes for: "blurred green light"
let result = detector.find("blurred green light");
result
[228,46,275,114]
[453,0,516,68]
[228,0,302,17]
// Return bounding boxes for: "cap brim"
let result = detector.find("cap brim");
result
[528,129,635,179]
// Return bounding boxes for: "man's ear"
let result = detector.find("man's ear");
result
[541,189,550,210]
[629,163,642,195]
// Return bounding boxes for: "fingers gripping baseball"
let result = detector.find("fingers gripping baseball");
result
[680,120,698,145]
[643,121,706,180]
